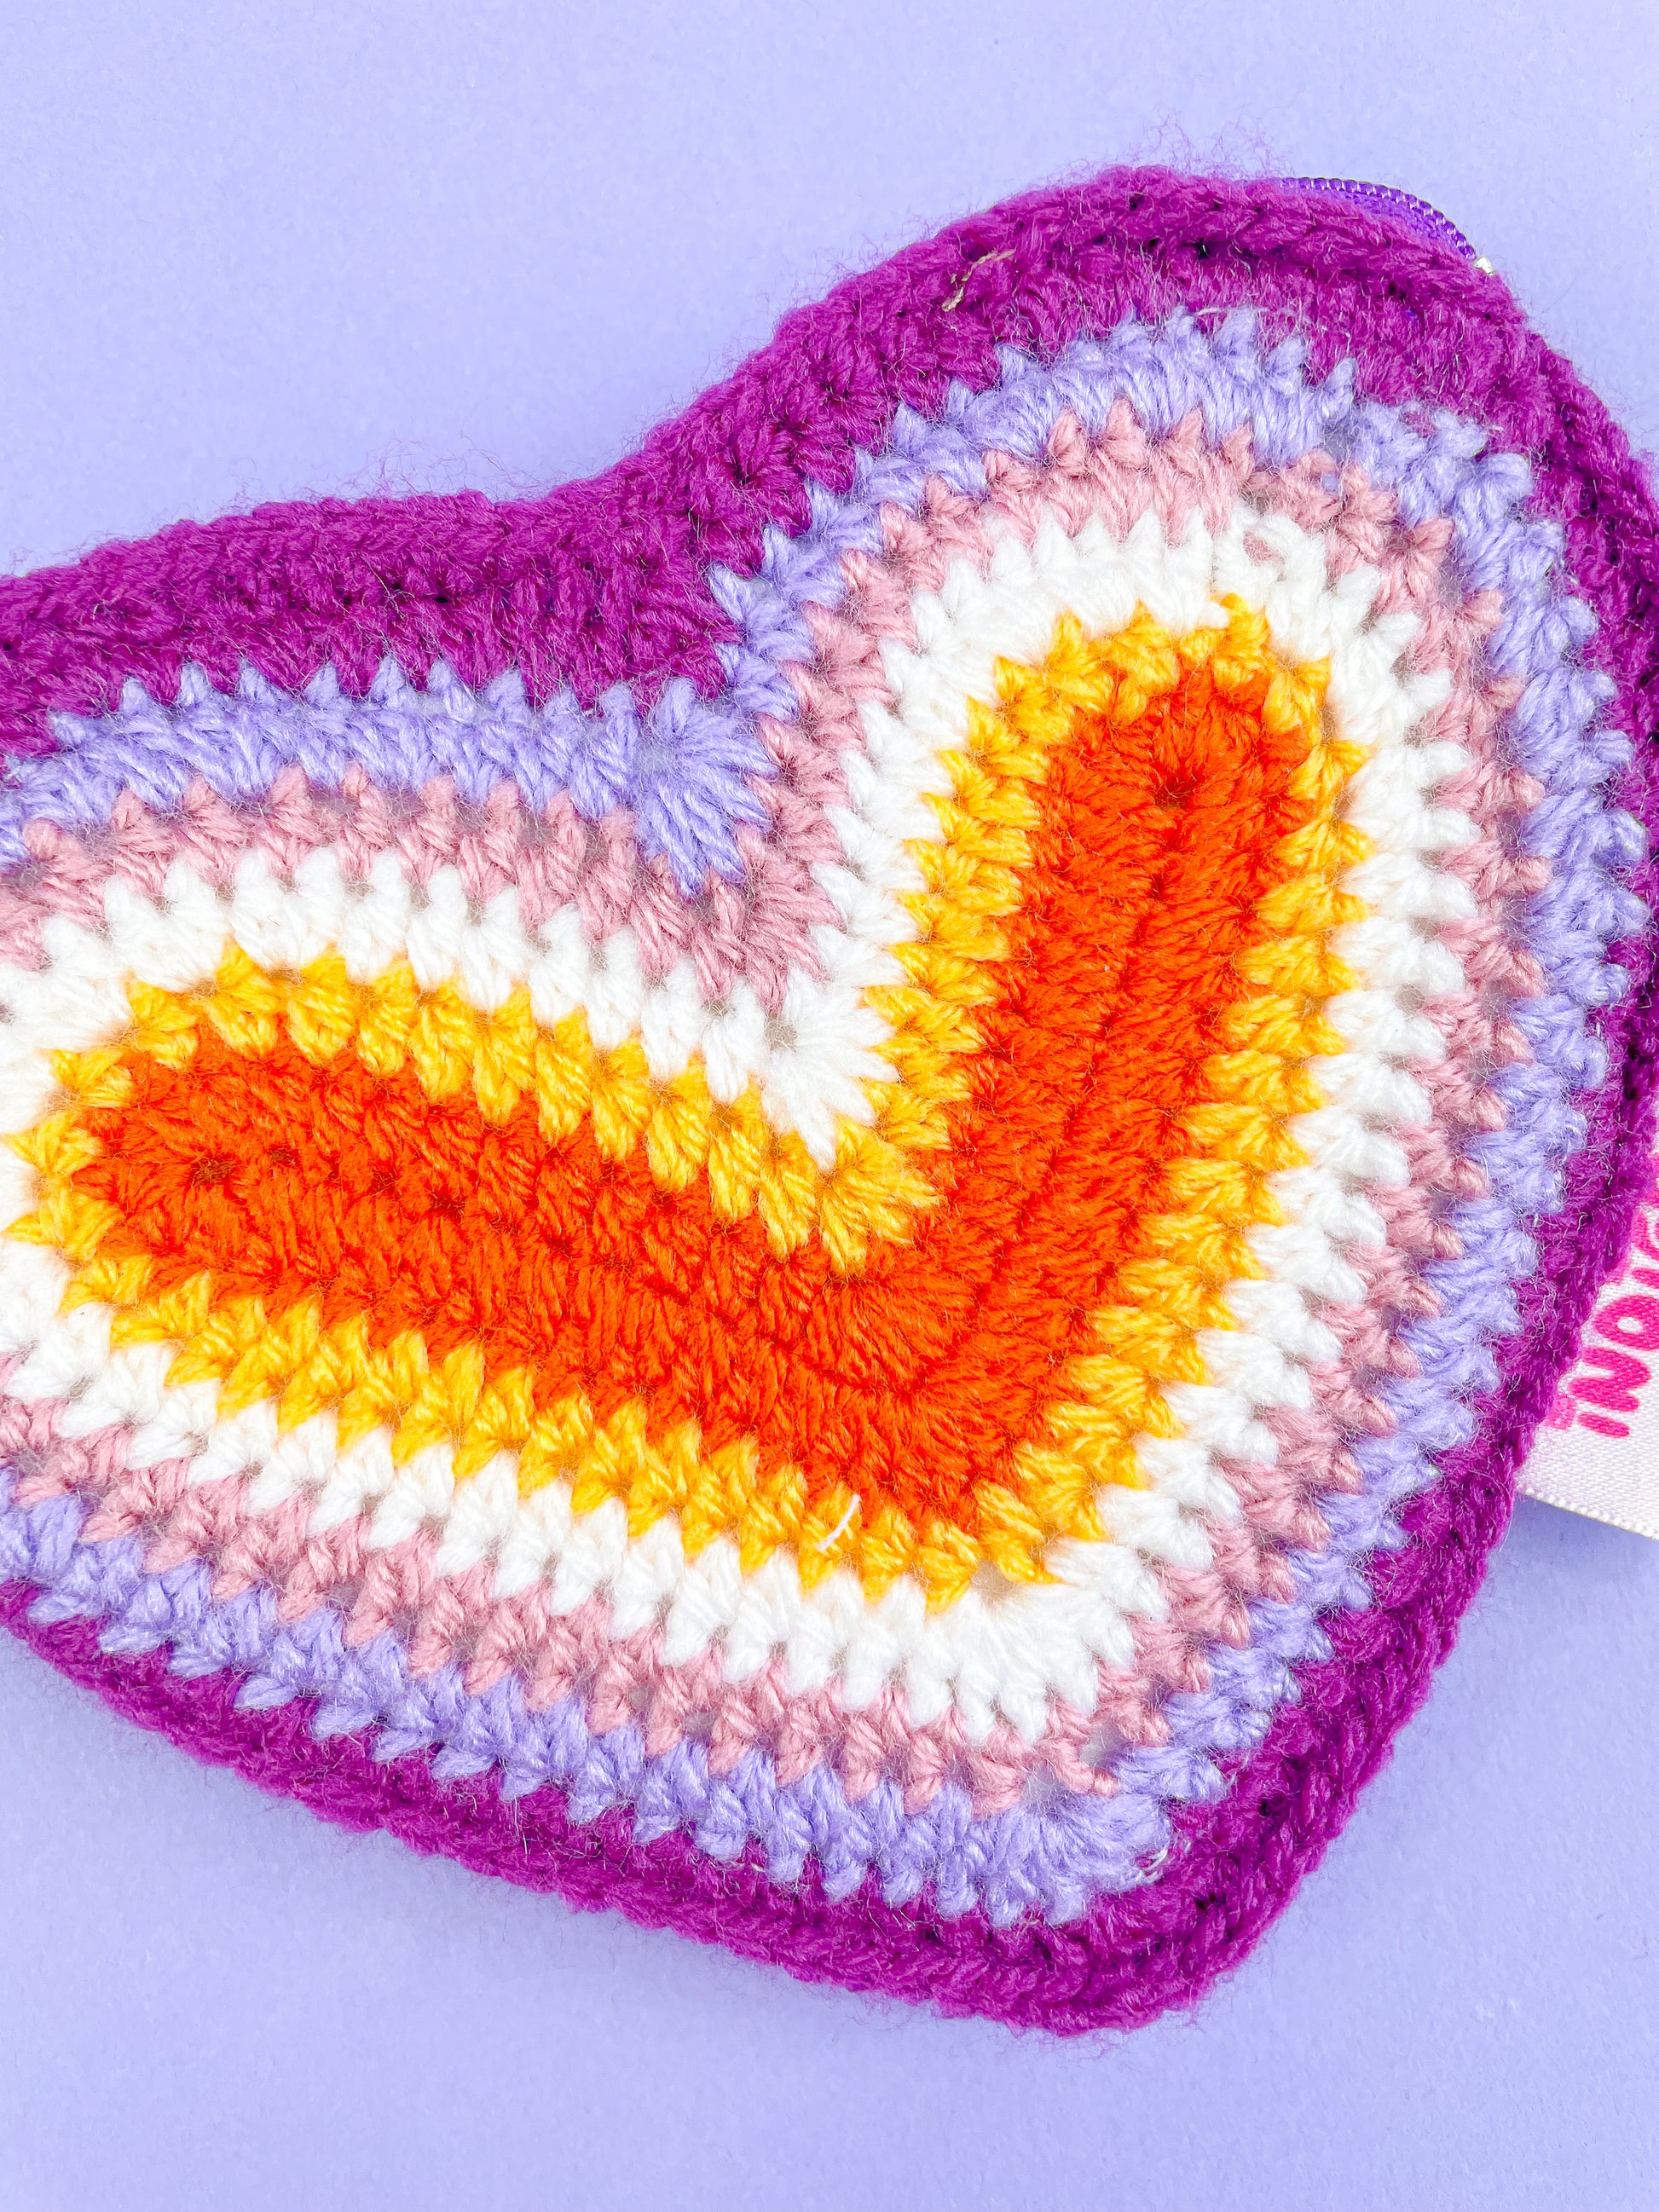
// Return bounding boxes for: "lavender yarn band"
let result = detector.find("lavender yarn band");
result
[3,310,1587,863]
[2,168,1656,2031]
[0,660,773,892]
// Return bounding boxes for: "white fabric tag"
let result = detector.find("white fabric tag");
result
[1521,1166,1659,1539]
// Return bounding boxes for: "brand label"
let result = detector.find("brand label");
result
[1522,1169,1659,1539]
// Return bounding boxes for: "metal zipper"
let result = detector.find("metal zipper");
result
[1276,176,1494,272]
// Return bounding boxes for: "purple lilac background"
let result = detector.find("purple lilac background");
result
[1,5,1656,2209]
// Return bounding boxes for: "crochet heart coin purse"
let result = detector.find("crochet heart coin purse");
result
[2,169,1655,2033]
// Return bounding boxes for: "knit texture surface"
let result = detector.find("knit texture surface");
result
[1,166,1656,2033]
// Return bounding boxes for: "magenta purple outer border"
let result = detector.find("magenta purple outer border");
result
[3,167,1657,2035]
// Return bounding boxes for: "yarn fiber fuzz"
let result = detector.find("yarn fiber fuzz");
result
[1,167,1655,2033]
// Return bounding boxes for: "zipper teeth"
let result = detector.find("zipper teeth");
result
[1276,176,1481,263]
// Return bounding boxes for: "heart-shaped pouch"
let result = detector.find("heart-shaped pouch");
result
[2,167,1655,2033]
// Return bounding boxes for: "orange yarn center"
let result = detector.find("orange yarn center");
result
[70,653,1318,1541]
